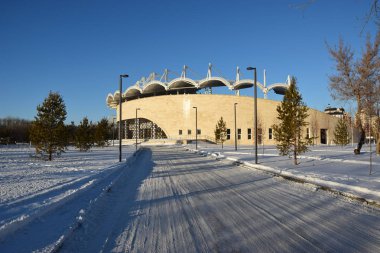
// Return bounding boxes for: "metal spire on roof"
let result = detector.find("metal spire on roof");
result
[207,63,212,79]
[181,65,187,79]
[236,66,240,82]
[160,69,169,82]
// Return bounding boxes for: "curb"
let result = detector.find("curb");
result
[239,160,380,209]
[51,148,142,252]
[185,146,380,209]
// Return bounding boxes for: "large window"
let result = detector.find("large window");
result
[227,129,231,140]
[258,128,262,144]
[188,129,191,135]
[247,128,252,139]
[179,129,182,135]
[124,118,167,139]
[197,129,201,135]
[269,128,273,140]
[238,129,241,140]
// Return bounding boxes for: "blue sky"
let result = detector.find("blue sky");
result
[0,0,377,123]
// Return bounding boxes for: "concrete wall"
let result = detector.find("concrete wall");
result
[117,94,341,145]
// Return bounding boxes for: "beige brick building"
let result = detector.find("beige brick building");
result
[110,93,340,145]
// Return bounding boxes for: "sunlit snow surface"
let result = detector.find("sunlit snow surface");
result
[191,142,380,202]
[0,145,122,204]
[0,145,135,242]
[0,143,379,252]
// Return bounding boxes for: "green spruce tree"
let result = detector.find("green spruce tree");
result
[29,92,68,160]
[67,121,77,145]
[333,118,350,147]
[75,117,95,151]
[94,118,111,147]
[272,77,312,165]
[214,117,227,149]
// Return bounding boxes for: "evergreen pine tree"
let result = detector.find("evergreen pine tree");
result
[94,118,111,147]
[29,92,68,160]
[67,121,77,145]
[272,77,312,165]
[214,117,227,149]
[75,117,95,151]
[333,118,350,147]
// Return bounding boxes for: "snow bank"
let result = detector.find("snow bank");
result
[0,145,137,245]
[186,142,380,204]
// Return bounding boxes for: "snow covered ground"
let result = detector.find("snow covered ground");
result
[52,146,380,252]
[0,143,379,252]
[188,142,380,204]
[0,144,136,252]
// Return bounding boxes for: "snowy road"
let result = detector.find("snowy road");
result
[0,146,380,252]
[57,146,380,253]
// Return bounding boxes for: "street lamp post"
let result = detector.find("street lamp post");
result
[247,67,258,164]
[193,106,198,150]
[119,74,128,162]
[112,117,115,146]
[135,108,140,151]
[234,103,238,151]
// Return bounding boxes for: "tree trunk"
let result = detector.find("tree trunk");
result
[355,125,366,154]
[293,147,298,165]
[354,99,365,154]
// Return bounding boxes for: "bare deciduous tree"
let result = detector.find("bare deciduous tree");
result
[257,113,266,154]
[327,30,380,154]
[310,110,319,145]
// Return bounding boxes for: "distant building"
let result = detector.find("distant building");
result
[107,66,342,145]
[324,105,345,118]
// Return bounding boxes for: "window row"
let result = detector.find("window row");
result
[225,128,273,140]
[178,129,201,135]
[178,128,275,140]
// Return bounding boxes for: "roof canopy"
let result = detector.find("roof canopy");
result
[106,66,291,107]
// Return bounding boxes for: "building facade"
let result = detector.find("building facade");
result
[106,66,342,145]
[110,94,339,145]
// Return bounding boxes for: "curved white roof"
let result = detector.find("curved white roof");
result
[106,66,290,107]
[143,81,167,94]
[168,78,198,89]
[233,79,265,90]
[198,77,233,89]
[267,83,289,95]
[123,86,142,98]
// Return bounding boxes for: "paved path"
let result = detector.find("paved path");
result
[61,146,380,253]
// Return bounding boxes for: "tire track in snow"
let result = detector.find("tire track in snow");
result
[43,146,380,252]
[0,166,119,228]
[58,149,154,253]
[0,161,129,253]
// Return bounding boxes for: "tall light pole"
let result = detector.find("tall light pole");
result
[193,106,198,150]
[135,108,140,151]
[377,102,380,156]
[112,117,115,146]
[119,74,128,162]
[247,67,258,164]
[234,103,238,151]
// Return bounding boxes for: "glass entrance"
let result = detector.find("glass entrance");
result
[123,118,167,139]
[320,129,327,144]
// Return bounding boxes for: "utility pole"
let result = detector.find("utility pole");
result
[135,108,140,151]
[234,103,238,151]
[247,67,258,164]
[119,74,128,162]
[193,106,198,150]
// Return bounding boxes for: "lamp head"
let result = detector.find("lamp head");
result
[120,74,129,78]
[246,67,255,71]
